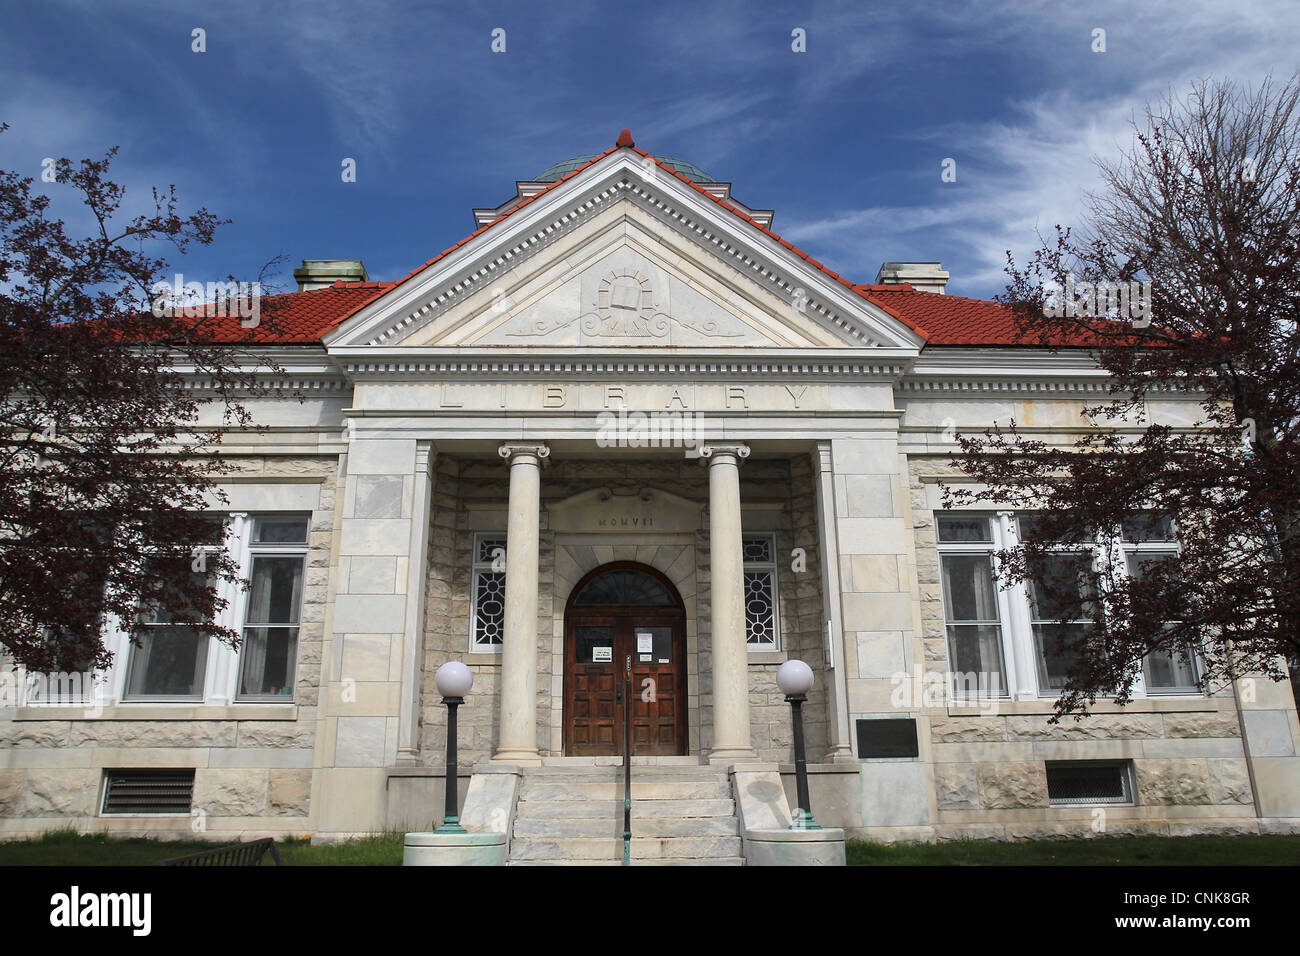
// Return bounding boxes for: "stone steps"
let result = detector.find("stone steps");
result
[526,763,720,775]
[509,857,745,866]
[509,835,743,862]
[513,815,740,838]
[514,798,736,820]
[519,780,731,801]
[506,766,743,866]
[539,756,705,768]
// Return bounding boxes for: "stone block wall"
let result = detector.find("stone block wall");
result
[744,454,830,763]
[0,454,337,839]
[419,455,505,766]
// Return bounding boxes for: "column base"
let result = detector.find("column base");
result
[708,747,758,765]
[823,745,857,764]
[491,749,543,766]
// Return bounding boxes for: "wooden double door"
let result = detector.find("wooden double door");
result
[563,565,687,756]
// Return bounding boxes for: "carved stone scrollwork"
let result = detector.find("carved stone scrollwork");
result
[498,442,551,466]
[697,443,751,465]
[595,485,657,502]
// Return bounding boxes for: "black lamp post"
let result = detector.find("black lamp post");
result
[777,659,821,830]
[434,661,474,833]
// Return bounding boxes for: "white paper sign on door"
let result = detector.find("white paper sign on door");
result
[593,646,612,662]
[636,632,653,653]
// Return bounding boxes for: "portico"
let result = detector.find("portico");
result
[306,133,930,832]
[318,396,914,839]
[320,416,890,772]
[485,437,757,764]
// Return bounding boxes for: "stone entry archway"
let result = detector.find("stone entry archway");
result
[563,562,687,756]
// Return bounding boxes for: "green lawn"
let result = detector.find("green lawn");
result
[846,834,1300,866]
[0,829,404,866]
[0,829,1294,865]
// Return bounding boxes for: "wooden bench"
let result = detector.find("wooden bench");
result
[159,837,284,866]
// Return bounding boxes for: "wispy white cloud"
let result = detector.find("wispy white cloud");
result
[6,0,1298,296]
[781,0,1300,296]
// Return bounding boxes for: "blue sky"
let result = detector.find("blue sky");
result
[3,0,1297,301]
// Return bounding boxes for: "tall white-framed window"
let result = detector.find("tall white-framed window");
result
[932,509,1204,700]
[1119,514,1200,694]
[235,515,308,700]
[19,531,115,708]
[742,533,780,651]
[1024,552,1096,693]
[936,513,1012,698]
[121,516,229,702]
[110,512,311,706]
[470,534,506,652]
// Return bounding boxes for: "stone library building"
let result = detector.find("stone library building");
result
[2,130,1297,864]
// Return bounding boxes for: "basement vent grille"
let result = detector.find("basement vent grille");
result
[1045,761,1134,806]
[101,769,196,815]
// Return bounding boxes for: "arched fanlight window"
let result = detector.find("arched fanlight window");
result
[573,569,675,606]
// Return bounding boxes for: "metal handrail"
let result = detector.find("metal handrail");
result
[622,653,632,866]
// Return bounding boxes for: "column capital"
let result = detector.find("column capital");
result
[414,439,436,476]
[498,442,550,466]
[697,443,750,466]
[813,440,833,477]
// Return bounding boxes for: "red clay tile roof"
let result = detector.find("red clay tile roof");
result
[184,131,1103,350]
[852,285,1105,347]
[177,280,396,344]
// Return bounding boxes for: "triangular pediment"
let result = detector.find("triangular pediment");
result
[417,215,843,348]
[324,151,925,352]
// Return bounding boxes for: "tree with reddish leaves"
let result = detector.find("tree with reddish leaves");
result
[0,130,283,678]
[945,74,1300,717]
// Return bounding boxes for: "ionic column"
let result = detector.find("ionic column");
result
[700,443,757,763]
[493,442,549,764]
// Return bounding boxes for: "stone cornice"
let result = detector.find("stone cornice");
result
[170,346,349,395]
[617,181,897,348]
[898,376,1199,396]
[333,348,914,382]
[181,375,350,395]
[900,348,1202,397]
[362,182,625,348]
[326,156,926,351]
[897,377,1115,395]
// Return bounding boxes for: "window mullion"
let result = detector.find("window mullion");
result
[741,533,778,651]
[209,513,248,705]
[471,533,507,653]
[998,512,1039,699]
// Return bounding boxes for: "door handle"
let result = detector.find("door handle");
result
[616,682,622,703]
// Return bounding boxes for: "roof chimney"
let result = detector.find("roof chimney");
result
[293,259,369,291]
[874,261,949,294]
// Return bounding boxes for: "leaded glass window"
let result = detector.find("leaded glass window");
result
[472,535,506,650]
[573,570,674,606]
[742,534,779,650]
